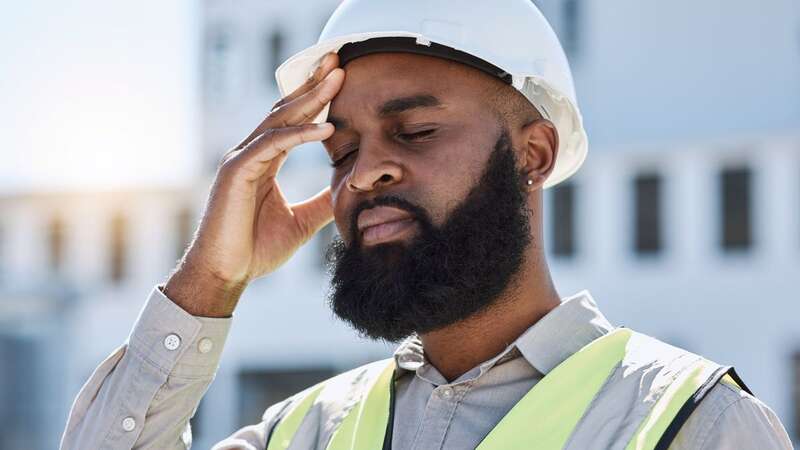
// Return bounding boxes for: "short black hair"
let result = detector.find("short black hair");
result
[485,81,543,129]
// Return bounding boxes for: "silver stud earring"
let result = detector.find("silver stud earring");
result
[527,179,533,186]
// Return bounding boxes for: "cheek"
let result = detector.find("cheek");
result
[410,150,487,226]
[331,195,353,243]
[420,135,493,209]
[330,171,346,204]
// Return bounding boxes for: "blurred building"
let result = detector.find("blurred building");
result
[0,0,797,449]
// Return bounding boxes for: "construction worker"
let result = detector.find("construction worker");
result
[62,1,793,449]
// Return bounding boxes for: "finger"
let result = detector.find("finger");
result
[262,149,289,181]
[232,123,335,182]
[291,187,334,238]
[235,53,340,150]
[267,68,345,129]
[272,52,340,110]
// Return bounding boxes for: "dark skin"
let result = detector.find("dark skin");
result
[324,53,562,381]
[165,52,562,382]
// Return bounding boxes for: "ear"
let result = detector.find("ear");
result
[518,119,559,191]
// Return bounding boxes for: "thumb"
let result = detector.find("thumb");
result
[291,187,334,238]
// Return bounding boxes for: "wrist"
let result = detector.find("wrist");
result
[163,258,248,318]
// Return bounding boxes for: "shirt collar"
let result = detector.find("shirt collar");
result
[392,290,615,380]
[513,290,615,375]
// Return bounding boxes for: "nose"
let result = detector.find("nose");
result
[345,143,403,193]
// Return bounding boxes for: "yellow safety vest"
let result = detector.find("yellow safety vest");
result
[266,328,748,450]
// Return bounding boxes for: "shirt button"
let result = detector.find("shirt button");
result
[197,337,213,354]
[163,334,181,351]
[439,387,454,399]
[121,416,136,432]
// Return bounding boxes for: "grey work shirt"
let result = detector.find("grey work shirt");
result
[61,287,794,449]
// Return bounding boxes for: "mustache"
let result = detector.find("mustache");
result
[349,195,433,245]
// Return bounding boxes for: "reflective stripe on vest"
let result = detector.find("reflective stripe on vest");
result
[267,328,745,450]
[266,381,327,450]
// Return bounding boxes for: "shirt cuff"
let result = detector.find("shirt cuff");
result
[127,284,232,379]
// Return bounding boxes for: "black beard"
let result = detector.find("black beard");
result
[325,129,532,342]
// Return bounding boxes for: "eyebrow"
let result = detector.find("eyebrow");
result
[378,94,442,116]
[327,94,443,132]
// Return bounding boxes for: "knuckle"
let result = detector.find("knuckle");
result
[297,130,309,144]
[271,98,287,112]
[271,127,290,144]
[268,103,285,117]
[217,148,239,170]
[305,72,319,85]
[216,156,238,181]
[261,128,279,142]
[255,129,282,152]
[312,88,329,107]
[267,106,291,128]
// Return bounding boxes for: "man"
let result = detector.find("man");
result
[61,1,793,449]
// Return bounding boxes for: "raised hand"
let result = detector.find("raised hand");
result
[164,53,344,317]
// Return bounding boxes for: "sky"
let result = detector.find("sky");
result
[0,0,201,194]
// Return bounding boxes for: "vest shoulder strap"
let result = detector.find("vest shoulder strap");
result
[475,328,634,449]
[265,358,394,450]
[566,330,750,450]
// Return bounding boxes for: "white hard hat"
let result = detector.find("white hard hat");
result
[275,0,588,188]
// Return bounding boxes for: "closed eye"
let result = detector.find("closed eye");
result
[398,129,437,141]
[330,149,357,168]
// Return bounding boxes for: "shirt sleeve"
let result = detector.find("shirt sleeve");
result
[210,400,293,450]
[60,285,232,450]
[669,381,794,450]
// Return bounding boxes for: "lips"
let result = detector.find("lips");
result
[357,206,418,245]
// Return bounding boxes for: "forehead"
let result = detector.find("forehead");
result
[329,52,496,117]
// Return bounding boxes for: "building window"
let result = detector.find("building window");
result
[562,0,581,56]
[719,167,752,251]
[109,213,127,283]
[266,29,285,85]
[176,207,194,261]
[633,173,663,255]
[238,368,335,427]
[0,335,42,449]
[47,215,65,273]
[551,182,576,257]
[205,26,233,100]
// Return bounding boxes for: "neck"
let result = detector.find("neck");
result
[419,251,560,382]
